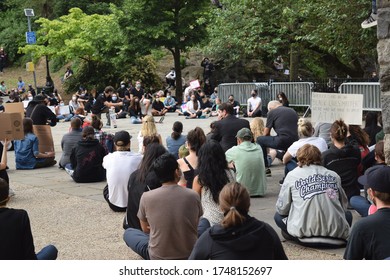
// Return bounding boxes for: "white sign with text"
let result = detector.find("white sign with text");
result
[311,92,363,125]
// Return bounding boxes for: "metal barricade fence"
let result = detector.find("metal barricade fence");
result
[269,82,313,116]
[218,83,262,105]
[339,82,381,111]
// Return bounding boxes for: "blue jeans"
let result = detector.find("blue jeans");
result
[36,245,58,260]
[197,217,211,237]
[57,114,74,122]
[123,228,150,260]
[256,136,286,167]
[130,116,142,124]
[350,195,370,217]
[372,0,377,13]
[284,160,298,176]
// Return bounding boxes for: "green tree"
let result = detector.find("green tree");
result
[204,0,376,78]
[120,0,210,100]
[19,7,127,91]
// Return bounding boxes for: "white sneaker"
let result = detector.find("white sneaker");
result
[361,13,377,29]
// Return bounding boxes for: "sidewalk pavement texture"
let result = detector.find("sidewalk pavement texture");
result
[6,113,361,260]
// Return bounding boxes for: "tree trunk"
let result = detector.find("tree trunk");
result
[289,44,300,81]
[173,47,183,104]
[377,0,390,163]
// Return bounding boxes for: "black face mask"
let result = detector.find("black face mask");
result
[229,99,233,102]
[251,94,256,97]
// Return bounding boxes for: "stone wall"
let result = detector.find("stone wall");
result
[378,0,390,162]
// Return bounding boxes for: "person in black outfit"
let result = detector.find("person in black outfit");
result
[344,166,390,260]
[25,95,57,126]
[211,103,250,152]
[66,126,107,183]
[322,119,361,200]
[0,48,7,73]
[201,57,214,81]
[91,86,122,126]
[0,178,58,260]
[123,143,166,230]
[189,182,287,260]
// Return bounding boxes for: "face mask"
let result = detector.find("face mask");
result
[136,84,141,89]
[191,98,195,101]
[121,84,125,88]
[279,98,283,101]
[251,93,256,97]
[156,98,160,102]
[28,96,33,101]
[229,99,233,102]
[112,96,118,101]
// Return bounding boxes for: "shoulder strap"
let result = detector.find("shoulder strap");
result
[183,157,194,171]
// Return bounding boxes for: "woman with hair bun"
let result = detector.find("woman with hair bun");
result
[189,182,287,260]
[322,119,361,200]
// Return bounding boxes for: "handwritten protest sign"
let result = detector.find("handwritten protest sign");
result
[311,92,363,125]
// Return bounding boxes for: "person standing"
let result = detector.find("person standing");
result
[103,131,143,212]
[226,128,267,197]
[211,103,250,152]
[0,48,7,73]
[344,166,390,259]
[201,57,214,82]
[123,153,203,260]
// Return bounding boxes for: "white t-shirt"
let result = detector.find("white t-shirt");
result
[287,136,328,158]
[102,151,143,207]
[247,96,261,112]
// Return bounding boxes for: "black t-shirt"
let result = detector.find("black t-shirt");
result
[200,99,212,109]
[152,100,164,111]
[130,88,144,99]
[91,93,111,114]
[265,106,298,149]
[25,103,57,126]
[344,208,390,260]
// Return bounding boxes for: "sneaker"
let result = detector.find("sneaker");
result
[265,168,272,177]
[361,13,377,29]
[158,116,164,123]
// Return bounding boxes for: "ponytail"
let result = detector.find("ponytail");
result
[219,182,250,228]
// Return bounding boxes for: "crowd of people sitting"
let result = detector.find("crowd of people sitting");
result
[1,78,389,260]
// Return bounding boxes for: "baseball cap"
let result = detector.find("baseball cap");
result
[236,128,253,140]
[114,131,131,147]
[366,165,390,194]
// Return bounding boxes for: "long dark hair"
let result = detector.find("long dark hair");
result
[197,140,229,203]
[129,97,141,111]
[187,127,206,155]
[23,118,34,135]
[191,94,199,110]
[136,143,166,182]
[171,121,183,140]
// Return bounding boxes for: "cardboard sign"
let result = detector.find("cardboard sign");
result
[33,125,55,153]
[59,105,70,115]
[4,102,25,119]
[311,92,363,125]
[0,113,24,140]
[189,79,200,89]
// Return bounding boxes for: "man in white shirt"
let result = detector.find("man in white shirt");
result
[246,89,262,117]
[103,131,143,212]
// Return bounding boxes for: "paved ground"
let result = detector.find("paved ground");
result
[5,113,360,260]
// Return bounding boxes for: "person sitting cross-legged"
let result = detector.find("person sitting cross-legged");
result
[274,144,351,248]
[123,153,203,260]
[103,131,143,212]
